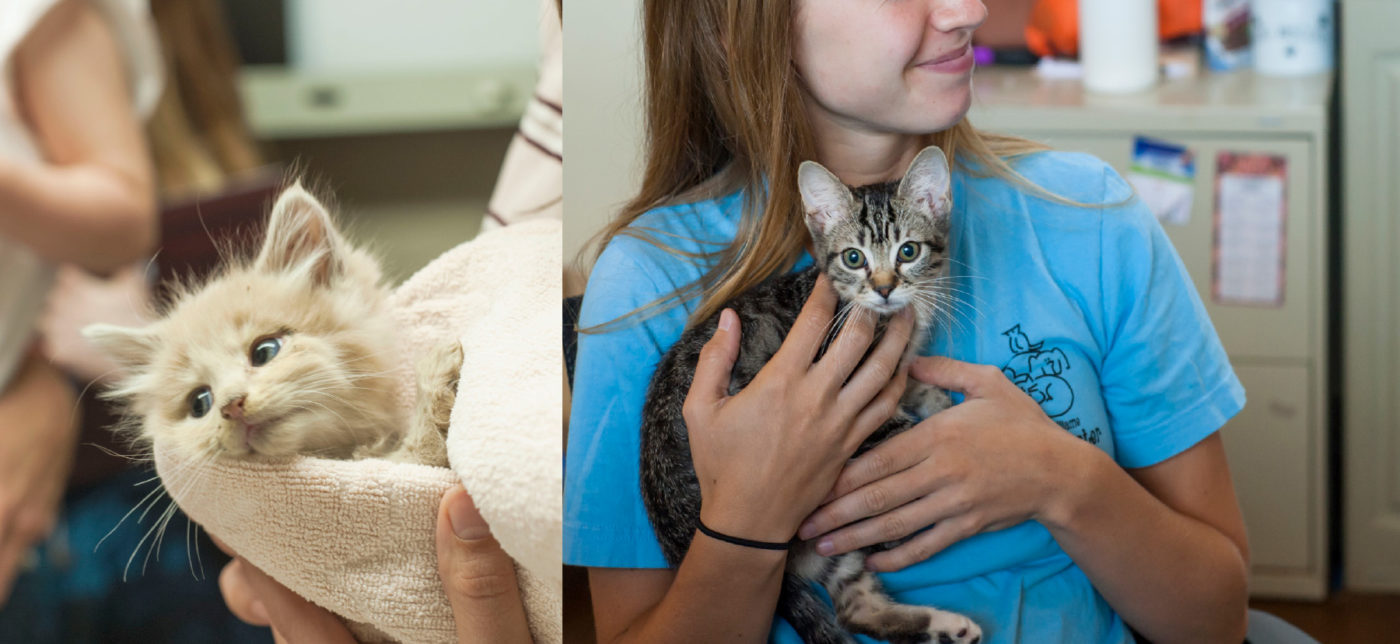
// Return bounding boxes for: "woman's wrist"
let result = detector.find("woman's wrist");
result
[1034,431,1114,533]
[699,499,799,547]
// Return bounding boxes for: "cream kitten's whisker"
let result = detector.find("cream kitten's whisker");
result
[84,443,150,463]
[123,492,171,581]
[96,476,166,553]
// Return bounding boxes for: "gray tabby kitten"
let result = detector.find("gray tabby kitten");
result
[640,147,982,644]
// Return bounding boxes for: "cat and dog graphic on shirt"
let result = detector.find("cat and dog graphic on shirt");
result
[1000,324,1101,446]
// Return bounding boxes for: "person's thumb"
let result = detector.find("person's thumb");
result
[689,308,742,407]
[436,485,532,643]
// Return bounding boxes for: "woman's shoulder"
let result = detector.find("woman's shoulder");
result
[593,190,744,280]
[583,190,744,326]
[964,150,1150,234]
[1005,149,1134,206]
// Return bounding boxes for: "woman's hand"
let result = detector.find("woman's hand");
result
[217,484,532,643]
[0,350,77,606]
[797,356,1095,571]
[685,275,915,544]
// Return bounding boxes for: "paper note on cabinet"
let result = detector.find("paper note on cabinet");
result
[1127,136,1196,225]
[1213,152,1287,307]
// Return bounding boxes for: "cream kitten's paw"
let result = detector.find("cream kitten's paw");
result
[387,341,463,466]
[420,340,464,437]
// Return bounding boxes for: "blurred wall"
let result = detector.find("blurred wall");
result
[562,0,643,274]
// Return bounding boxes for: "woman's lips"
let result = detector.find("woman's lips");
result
[918,44,975,74]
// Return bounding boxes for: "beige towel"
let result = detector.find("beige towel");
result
[153,220,563,644]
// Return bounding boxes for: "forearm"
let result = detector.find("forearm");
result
[605,535,786,644]
[0,159,155,274]
[1041,445,1249,643]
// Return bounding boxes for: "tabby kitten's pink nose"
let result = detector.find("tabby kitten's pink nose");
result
[874,284,894,299]
[221,395,247,420]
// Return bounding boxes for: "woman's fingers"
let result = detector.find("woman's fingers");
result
[835,309,912,411]
[234,557,357,644]
[799,455,940,546]
[687,309,741,414]
[864,515,981,572]
[772,274,839,370]
[436,485,532,644]
[818,492,972,562]
[911,355,1005,399]
[839,360,908,456]
[218,558,271,626]
[829,423,926,503]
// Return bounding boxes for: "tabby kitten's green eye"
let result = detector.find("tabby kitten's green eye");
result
[250,337,282,367]
[189,386,213,418]
[841,249,866,269]
[898,242,921,262]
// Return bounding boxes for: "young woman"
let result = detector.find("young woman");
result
[565,1,1251,643]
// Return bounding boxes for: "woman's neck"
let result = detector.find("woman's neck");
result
[807,113,926,187]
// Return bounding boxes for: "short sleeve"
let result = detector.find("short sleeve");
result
[564,237,690,568]
[1097,166,1246,468]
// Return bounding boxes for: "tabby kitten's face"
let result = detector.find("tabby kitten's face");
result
[799,145,953,318]
[85,186,403,460]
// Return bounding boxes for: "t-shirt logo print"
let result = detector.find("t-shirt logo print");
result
[1000,324,1075,419]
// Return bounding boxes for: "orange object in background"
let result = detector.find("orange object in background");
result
[1025,0,1204,58]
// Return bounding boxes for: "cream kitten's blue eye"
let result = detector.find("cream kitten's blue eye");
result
[189,386,213,418]
[841,249,866,269]
[250,337,282,367]
[898,242,920,262]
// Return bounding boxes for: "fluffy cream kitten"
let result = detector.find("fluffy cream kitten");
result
[85,184,458,466]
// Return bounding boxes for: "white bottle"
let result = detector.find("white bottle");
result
[1079,0,1159,93]
[1252,0,1335,76]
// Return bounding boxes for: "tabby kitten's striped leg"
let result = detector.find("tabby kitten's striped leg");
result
[825,552,982,644]
[779,573,855,644]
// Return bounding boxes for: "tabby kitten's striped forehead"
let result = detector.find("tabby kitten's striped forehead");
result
[798,146,953,317]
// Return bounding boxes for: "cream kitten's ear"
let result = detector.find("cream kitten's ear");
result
[798,161,854,235]
[83,323,159,371]
[896,146,951,219]
[256,183,345,286]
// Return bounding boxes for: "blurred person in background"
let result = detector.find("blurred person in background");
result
[0,0,269,641]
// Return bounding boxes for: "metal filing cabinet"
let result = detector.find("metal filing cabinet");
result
[969,67,1333,600]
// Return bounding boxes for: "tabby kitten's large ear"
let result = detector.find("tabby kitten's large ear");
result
[798,160,856,236]
[896,146,952,220]
[255,183,346,286]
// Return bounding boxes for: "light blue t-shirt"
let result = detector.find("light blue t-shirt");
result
[564,151,1246,643]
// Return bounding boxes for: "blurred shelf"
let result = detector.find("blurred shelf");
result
[970,66,1333,135]
[238,64,535,139]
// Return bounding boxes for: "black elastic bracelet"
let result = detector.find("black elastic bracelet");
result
[696,518,790,551]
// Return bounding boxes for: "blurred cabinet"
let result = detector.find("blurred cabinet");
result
[969,67,1332,599]
[1342,0,1400,593]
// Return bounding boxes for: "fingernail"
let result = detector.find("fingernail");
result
[798,521,816,540]
[816,538,835,555]
[446,487,492,541]
[718,309,735,332]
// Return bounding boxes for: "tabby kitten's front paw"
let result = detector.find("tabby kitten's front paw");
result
[915,609,980,644]
[901,381,952,420]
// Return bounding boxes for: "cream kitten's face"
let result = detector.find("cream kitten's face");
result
[87,185,403,460]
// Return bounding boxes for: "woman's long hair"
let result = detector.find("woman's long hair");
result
[587,0,1061,328]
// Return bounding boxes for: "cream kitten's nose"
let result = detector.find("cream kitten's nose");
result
[222,395,247,421]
